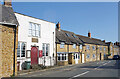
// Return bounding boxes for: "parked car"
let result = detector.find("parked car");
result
[113,55,120,60]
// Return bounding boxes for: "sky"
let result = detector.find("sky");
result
[11,2,118,43]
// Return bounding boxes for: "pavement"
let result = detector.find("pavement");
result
[16,60,120,78]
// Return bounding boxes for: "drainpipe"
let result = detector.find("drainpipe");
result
[96,45,97,61]
[13,25,17,76]
[56,43,57,65]
[53,32,54,65]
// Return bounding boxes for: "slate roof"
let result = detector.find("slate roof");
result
[56,29,72,44]
[62,30,83,45]
[56,29,107,46]
[0,4,18,25]
[76,34,107,45]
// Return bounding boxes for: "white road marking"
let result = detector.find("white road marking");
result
[95,61,111,70]
[28,74,42,77]
[70,61,112,79]
[69,71,90,79]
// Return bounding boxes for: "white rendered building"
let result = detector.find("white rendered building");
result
[15,12,56,70]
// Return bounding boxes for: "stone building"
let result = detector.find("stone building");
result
[0,0,18,77]
[113,45,119,55]
[56,22,108,66]
[76,34,108,63]
[56,22,83,66]
[106,42,114,59]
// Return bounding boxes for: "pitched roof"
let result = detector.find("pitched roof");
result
[56,29,83,44]
[62,30,83,44]
[0,4,18,25]
[76,34,107,45]
[56,28,107,46]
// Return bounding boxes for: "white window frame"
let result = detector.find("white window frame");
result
[73,44,76,49]
[57,53,67,61]
[60,42,65,48]
[29,22,41,37]
[42,43,50,56]
[80,45,82,50]
[104,47,106,51]
[17,42,26,58]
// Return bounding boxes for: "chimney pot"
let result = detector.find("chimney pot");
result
[103,40,105,42]
[4,0,12,7]
[56,22,61,31]
[88,31,91,38]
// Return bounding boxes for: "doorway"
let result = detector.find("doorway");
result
[82,53,85,63]
[74,53,79,64]
[100,53,102,60]
[31,46,38,65]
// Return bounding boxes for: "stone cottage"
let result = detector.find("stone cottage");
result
[0,0,18,77]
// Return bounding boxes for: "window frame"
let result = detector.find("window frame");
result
[60,42,65,48]
[17,42,26,58]
[73,44,76,49]
[28,22,41,37]
[92,46,95,51]
[42,43,50,56]
[86,54,90,59]
[86,45,90,50]
[80,45,82,50]
[57,53,67,61]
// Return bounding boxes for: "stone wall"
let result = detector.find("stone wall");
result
[0,24,18,77]
[84,44,108,62]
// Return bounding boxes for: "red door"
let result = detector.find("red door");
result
[31,47,38,65]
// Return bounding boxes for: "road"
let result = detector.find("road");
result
[17,60,120,78]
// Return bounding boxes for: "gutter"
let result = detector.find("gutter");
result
[0,22,17,26]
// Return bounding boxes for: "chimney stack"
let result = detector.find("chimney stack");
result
[4,0,12,7]
[102,40,105,42]
[88,31,91,38]
[56,22,61,31]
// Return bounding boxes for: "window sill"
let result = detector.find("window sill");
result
[28,35,41,38]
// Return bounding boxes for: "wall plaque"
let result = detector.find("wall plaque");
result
[32,38,38,43]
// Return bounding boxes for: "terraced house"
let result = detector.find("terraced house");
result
[106,42,114,59]
[0,0,18,77]
[56,22,108,66]
[76,34,108,63]
[56,22,83,66]
[113,45,119,55]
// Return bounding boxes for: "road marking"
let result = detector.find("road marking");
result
[28,74,42,77]
[69,71,90,79]
[95,61,111,70]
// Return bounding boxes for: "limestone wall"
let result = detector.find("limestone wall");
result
[0,25,18,77]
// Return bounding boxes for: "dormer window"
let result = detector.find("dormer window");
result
[65,33,70,37]
[73,34,77,38]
